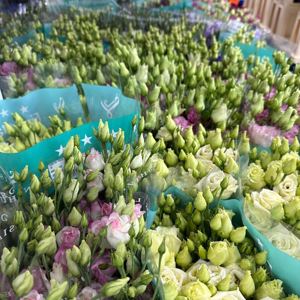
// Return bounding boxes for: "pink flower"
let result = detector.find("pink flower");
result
[99,202,113,217]
[131,203,144,221]
[85,148,105,171]
[0,62,19,76]
[89,217,109,235]
[255,108,269,124]
[54,249,68,273]
[187,107,200,124]
[265,87,276,100]
[77,287,97,300]
[283,125,300,143]
[56,226,80,249]
[20,290,44,300]
[106,212,131,248]
[174,116,191,130]
[31,268,49,293]
[248,123,281,147]
[89,201,102,221]
[91,253,116,285]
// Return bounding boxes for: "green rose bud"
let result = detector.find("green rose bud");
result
[203,186,214,204]
[19,228,28,243]
[12,271,34,297]
[63,179,80,204]
[230,226,246,244]
[176,246,192,270]
[165,148,178,167]
[239,132,250,155]
[36,233,57,256]
[67,207,82,227]
[210,214,222,231]
[239,257,254,271]
[1,248,17,277]
[291,137,300,152]
[239,270,255,298]
[271,204,285,221]
[64,137,74,160]
[217,274,231,291]
[66,249,80,277]
[207,241,229,266]
[224,157,239,174]
[30,174,41,194]
[148,85,161,105]
[101,277,130,297]
[196,264,210,283]
[67,283,78,299]
[194,192,207,211]
[255,280,284,300]
[265,160,284,186]
[198,245,207,260]
[282,152,298,174]
[185,153,198,171]
[206,129,222,150]
[253,267,267,286]
[47,281,68,300]
[255,251,268,266]
[80,240,91,266]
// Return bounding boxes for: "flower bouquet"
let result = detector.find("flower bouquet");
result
[147,187,299,300]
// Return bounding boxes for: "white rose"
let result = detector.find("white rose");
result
[187,260,227,285]
[85,148,105,171]
[211,290,246,300]
[130,153,143,169]
[198,158,219,173]
[251,189,285,213]
[106,213,131,249]
[196,145,213,160]
[265,224,300,259]
[273,174,297,201]
[161,266,187,288]
[195,170,238,200]
[211,103,228,123]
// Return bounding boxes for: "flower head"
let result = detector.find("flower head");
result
[20,290,44,300]
[91,252,116,285]
[85,148,105,171]
[56,226,80,249]
[248,123,281,148]
[174,116,191,130]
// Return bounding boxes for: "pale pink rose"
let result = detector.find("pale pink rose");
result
[91,252,116,285]
[20,290,44,300]
[85,148,105,171]
[54,77,71,87]
[106,212,131,248]
[77,287,97,300]
[56,226,80,249]
[173,116,191,130]
[248,123,281,147]
[89,217,108,235]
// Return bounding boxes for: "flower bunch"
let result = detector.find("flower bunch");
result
[243,136,300,258]
[149,190,297,300]
[0,112,83,153]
